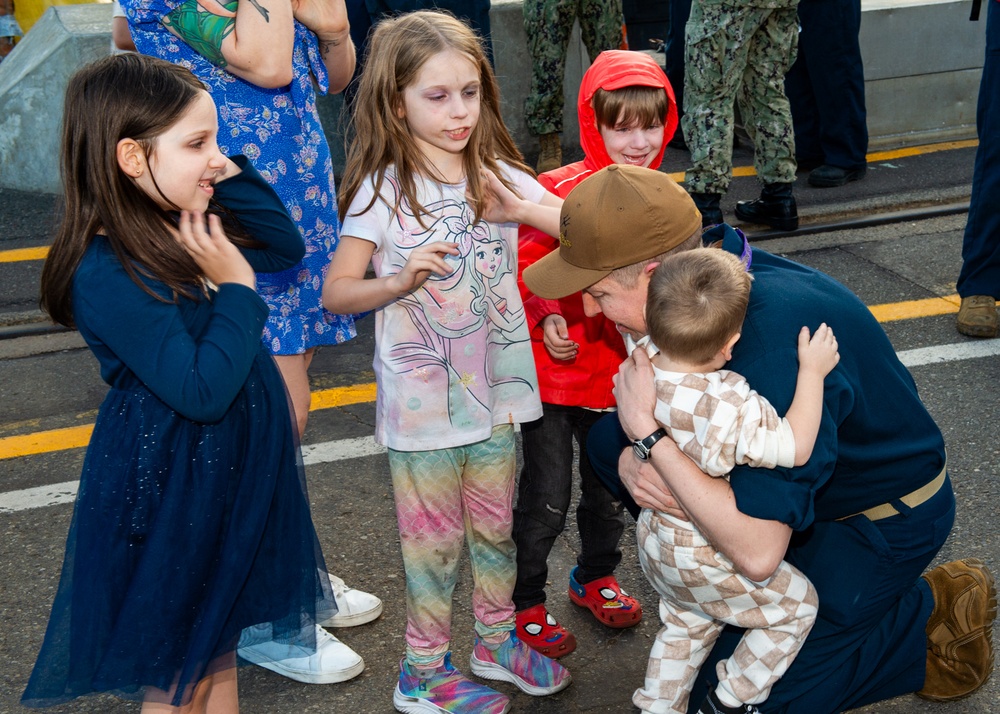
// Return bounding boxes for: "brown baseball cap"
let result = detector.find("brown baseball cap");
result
[523,164,702,299]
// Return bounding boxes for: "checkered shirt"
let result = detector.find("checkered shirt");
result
[651,366,796,478]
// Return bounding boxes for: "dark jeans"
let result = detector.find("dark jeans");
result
[512,404,626,610]
[586,412,951,713]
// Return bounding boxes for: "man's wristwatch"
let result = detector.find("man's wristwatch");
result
[632,428,668,461]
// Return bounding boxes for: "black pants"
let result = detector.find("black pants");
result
[512,404,626,610]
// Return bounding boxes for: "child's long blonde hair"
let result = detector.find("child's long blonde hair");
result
[339,10,531,227]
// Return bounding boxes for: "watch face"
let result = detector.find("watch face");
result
[632,441,648,461]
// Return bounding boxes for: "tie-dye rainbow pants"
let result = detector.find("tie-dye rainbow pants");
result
[388,425,518,668]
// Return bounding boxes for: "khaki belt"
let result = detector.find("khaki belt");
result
[837,468,947,522]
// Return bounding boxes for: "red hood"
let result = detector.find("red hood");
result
[577,50,678,174]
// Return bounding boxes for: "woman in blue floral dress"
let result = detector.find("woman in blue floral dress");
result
[124,0,357,437]
[122,0,383,685]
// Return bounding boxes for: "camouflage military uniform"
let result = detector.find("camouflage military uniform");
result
[682,0,799,194]
[522,0,624,136]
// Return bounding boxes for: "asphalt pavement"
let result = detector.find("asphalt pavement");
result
[1,142,999,713]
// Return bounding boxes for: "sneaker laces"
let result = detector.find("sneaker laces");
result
[328,573,348,598]
[314,625,343,648]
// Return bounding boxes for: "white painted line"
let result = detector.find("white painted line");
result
[2,339,997,514]
[301,435,386,465]
[0,481,79,513]
[897,339,1000,367]
[0,436,387,514]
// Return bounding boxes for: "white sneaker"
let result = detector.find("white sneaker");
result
[238,624,365,684]
[318,573,384,628]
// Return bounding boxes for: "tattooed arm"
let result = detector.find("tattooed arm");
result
[162,0,294,87]
[291,0,355,93]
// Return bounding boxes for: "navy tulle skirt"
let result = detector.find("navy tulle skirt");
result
[22,351,332,707]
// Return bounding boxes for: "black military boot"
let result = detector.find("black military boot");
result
[734,182,798,231]
[689,192,723,227]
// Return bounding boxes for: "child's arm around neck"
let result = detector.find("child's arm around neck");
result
[211,156,305,272]
[785,323,841,465]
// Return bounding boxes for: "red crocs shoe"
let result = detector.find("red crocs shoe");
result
[568,567,642,628]
[515,604,577,658]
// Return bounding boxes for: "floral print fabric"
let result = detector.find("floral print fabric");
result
[123,0,357,353]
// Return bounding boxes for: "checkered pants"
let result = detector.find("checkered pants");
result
[634,509,818,713]
[388,425,518,668]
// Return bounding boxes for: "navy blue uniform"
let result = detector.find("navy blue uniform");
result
[957,0,1000,299]
[784,0,868,171]
[665,0,691,124]
[589,224,952,713]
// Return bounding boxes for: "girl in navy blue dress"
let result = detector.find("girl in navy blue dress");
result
[22,53,333,712]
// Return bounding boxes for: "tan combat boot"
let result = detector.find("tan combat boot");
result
[956,295,998,338]
[536,133,562,174]
[917,558,997,701]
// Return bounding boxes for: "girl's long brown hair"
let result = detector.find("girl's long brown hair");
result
[339,10,532,227]
[41,54,247,328]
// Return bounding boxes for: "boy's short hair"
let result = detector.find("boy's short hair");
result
[646,248,753,365]
[592,85,669,130]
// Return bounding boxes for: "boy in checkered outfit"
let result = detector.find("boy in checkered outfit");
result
[629,248,840,714]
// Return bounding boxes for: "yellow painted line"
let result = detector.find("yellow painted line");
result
[0,246,49,263]
[1,382,376,460]
[0,139,985,265]
[868,139,979,163]
[309,382,377,410]
[666,138,979,183]
[0,294,968,460]
[868,294,961,322]
[668,166,762,181]
[0,425,94,460]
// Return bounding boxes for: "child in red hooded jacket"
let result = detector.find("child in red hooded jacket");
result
[513,50,679,657]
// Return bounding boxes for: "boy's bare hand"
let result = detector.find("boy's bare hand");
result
[797,323,840,378]
[541,314,578,360]
[387,242,460,295]
[175,211,255,289]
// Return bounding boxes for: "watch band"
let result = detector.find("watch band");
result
[632,428,668,461]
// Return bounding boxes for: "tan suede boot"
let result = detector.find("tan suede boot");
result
[956,295,998,338]
[536,133,562,174]
[917,558,997,702]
